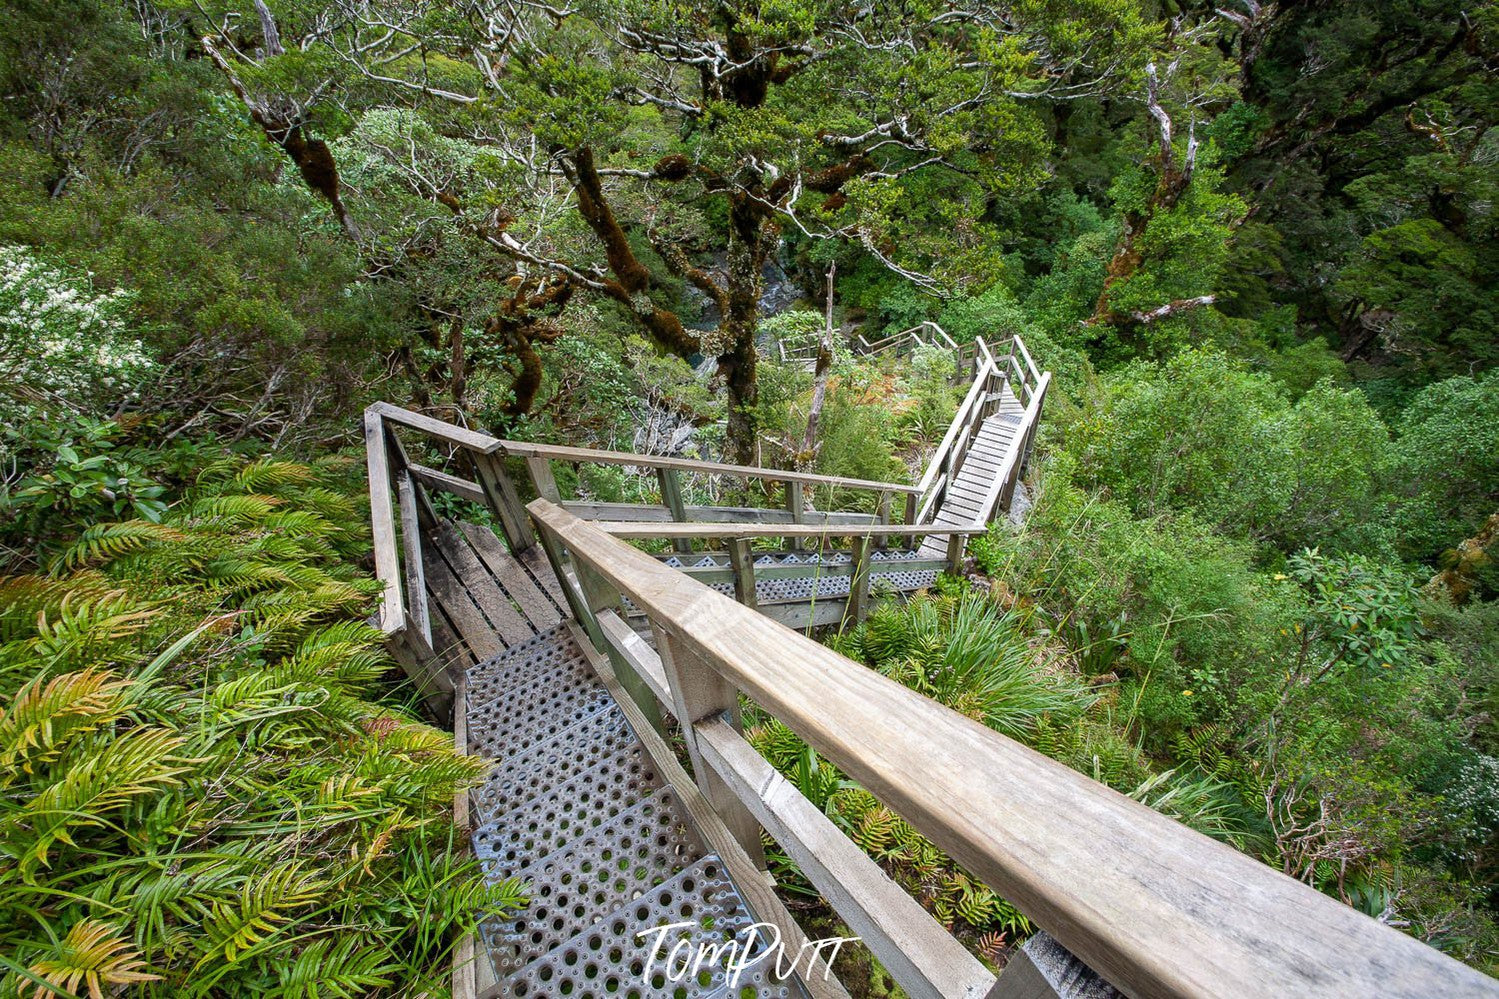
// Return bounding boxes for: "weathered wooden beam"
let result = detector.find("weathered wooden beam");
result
[656,467,693,555]
[848,535,872,624]
[727,538,757,610]
[408,462,486,506]
[785,481,807,551]
[472,453,532,553]
[697,719,996,999]
[396,472,432,649]
[525,455,561,504]
[363,408,404,634]
[650,621,766,870]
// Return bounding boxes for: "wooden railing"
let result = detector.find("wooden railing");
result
[527,500,1499,999]
[913,335,1048,528]
[362,402,933,700]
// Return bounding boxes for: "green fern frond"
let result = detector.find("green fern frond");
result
[0,667,131,773]
[53,521,186,573]
[197,861,324,967]
[3,727,190,877]
[276,935,393,999]
[27,919,160,999]
[233,459,315,493]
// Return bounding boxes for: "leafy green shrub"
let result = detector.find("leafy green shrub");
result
[1391,374,1499,563]
[0,457,520,997]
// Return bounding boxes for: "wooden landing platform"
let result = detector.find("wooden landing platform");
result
[421,520,569,668]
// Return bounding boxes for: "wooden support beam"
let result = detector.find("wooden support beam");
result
[650,621,766,870]
[526,455,561,504]
[946,532,966,576]
[875,490,892,546]
[595,609,668,735]
[785,481,806,551]
[848,535,872,624]
[656,467,693,555]
[696,719,996,999]
[363,409,404,635]
[727,538,757,610]
[472,453,532,553]
[396,472,432,649]
[382,425,438,530]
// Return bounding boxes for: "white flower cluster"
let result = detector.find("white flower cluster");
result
[0,245,155,402]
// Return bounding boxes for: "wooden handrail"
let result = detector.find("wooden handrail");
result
[369,402,919,496]
[493,440,921,494]
[528,499,1498,999]
[972,371,1050,529]
[594,521,981,539]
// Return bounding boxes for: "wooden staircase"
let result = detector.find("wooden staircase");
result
[361,333,1494,999]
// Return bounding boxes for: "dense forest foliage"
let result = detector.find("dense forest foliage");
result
[1,0,1496,992]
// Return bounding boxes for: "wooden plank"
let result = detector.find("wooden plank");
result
[424,590,473,671]
[593,522,983,540]
[421,545,503,660]
[560,501,880,527]
[458,521,562,632]
[727,538,757,610]
[408,462,486,506]
[370,402,502,454]
[517,546,568,610]
[364,408,405,634]
[563,621,851,999]
[697,719,995,999]
[498,440,921,495]
[435,522,533,646]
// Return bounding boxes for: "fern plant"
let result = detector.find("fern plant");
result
[0,456,522,997]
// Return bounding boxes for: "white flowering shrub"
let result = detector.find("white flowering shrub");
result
[0,245,155,404]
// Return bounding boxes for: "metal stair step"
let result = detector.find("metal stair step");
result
[482,785,707,979]
[497,855,784,999]
[473,705,635,823]
[467,624,592,705]
[468,656,615,762]
[472,745,663,878]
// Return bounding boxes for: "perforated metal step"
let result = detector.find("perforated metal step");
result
[482,785,707,978]
[497,855,790,999]
[474,744,663,878]
[473,705,636,823]
[464,608,804,997]
[467,630,616,761]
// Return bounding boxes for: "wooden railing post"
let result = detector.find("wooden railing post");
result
[727,538,758,610]
[526,455,561,503]
[473,452,533,553]
[945,532,965,576]
[656,467,693,555]
[785,481,806,552]
[650,623,766,869]
[577,562,666,734]
[396,472,433,650]
[874,490,891,547]
[848,535,873,624]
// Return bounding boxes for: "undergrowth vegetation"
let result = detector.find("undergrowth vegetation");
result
[0,458,521,997]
